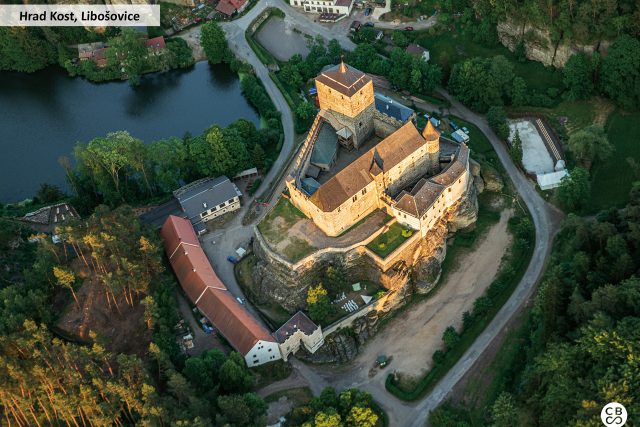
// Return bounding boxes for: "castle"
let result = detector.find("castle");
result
[286,62,471,238]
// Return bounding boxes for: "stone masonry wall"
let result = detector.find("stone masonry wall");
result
[373,110,403,138]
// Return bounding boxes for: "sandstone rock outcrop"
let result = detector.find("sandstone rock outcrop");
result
[496,19,610,68]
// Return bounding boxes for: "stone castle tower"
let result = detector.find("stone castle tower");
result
[315,62,376,149]
[421,120,441,175]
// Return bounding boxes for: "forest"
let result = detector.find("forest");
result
[0,206,276,426]
[430,184,640,426]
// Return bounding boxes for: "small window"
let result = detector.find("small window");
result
[352,195,358,202]
[448,188,451,192]
[361,188,367,195]
[268,348,272,352]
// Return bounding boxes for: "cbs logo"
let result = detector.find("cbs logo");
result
[601,402,627,426]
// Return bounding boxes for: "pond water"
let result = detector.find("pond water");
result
[0,61,259,203]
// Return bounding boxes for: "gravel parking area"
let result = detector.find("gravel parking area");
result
[255,16,310,61]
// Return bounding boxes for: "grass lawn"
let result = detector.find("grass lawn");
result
[280,237,317,263]
[590,109,640,211]
[413,29,564,95]
[258,198,307,245]
[366,222,414,258]
[510,99,596,136]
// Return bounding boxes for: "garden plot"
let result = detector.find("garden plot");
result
[509,119,555,174]
[255,16,310,61]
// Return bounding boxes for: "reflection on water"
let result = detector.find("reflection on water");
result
[0,62,259,203]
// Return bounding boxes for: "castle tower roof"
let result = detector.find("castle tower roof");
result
[315,62,371,97]
[422,120,440,141]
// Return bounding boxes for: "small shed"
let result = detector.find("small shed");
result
[537,170,569,190]
[350,20,362,32]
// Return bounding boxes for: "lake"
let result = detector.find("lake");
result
[0,62,260,203]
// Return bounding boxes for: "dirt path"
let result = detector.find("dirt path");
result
[343,209,513,382]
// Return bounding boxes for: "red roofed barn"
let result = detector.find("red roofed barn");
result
[161,215,281,366]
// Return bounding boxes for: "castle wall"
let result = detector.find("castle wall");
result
[287,179,379,236]
[373,110,403,138]
[385,145,437,195]
[279,327,324,361]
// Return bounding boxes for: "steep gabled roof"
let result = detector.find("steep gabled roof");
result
[197,288,274,355]
[310,122,427,212]
[394,179,444,217]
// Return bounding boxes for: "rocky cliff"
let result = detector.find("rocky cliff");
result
[497,19,610,67]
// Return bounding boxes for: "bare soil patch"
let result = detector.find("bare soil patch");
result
[56,278,151,357]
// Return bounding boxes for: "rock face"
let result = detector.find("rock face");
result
[481,165,504,193]
[299,313,380,364]
[496,19,611,68]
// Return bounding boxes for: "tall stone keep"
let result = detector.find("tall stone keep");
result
[315,62,375,149]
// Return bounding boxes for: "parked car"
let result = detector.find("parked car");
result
[404,26,414,31]
[450,121,459,131]
[364,7,372,16]
[364,21,374,27]
[462,127,470,134]
[226,256,238,264]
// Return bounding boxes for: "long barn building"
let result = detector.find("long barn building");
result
[161,215,282,366]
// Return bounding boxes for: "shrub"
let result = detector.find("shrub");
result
[432,350,446,365]
[401,229,413,238]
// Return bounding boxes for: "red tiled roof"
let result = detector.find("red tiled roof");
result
[160,216,275,355]
[198,288,274,354]
[215,0,236,16]
[145,36,166,49]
